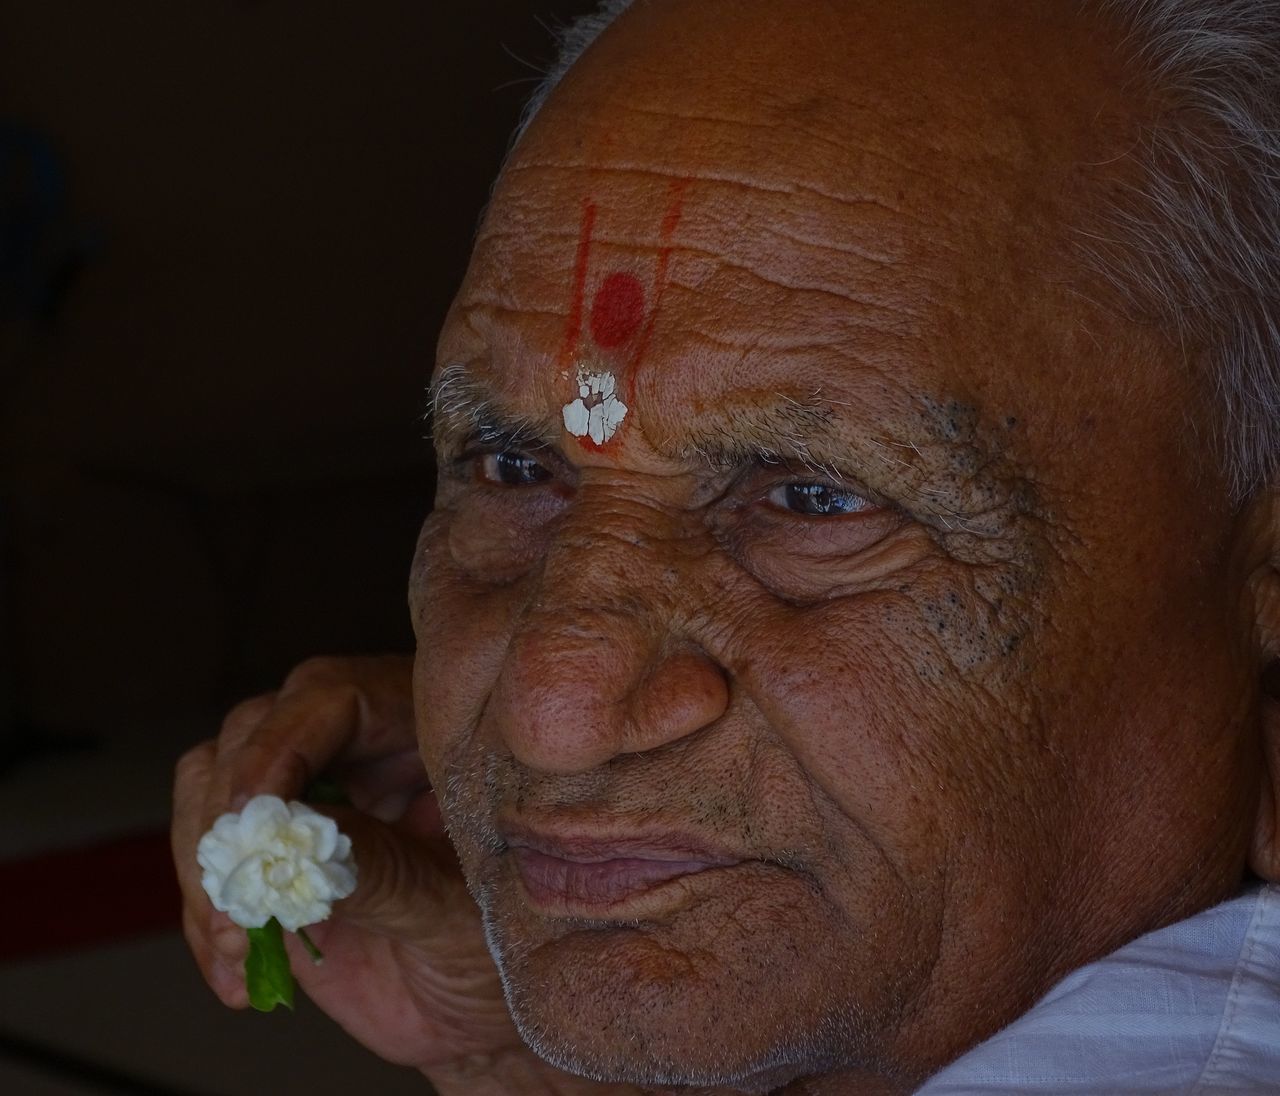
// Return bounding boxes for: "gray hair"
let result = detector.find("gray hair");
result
[1087,1,1280,502]
[516,0,1280,502]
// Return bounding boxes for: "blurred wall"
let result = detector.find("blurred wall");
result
[0,0,596,740]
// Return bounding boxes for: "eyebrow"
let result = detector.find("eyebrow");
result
[427,362,1012,524]
[428,362,554,452]
[672,393,860,481]
[429,363,862,477]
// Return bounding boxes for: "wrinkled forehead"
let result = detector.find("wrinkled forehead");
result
[437,0,1151,473]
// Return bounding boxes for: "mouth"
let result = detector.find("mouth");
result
[501,826,745,915]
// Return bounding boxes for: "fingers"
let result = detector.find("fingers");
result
[172,653,419,1010]
[225,687,358,807]
[225,655,417,807]
[296,804,467,944]
[210,693,279,805]
[341,751,432,821]
[173,739,248,1008]
[182,906,249,1008]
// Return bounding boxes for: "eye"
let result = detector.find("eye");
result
[478,451,552,487]
[766,482,875,516]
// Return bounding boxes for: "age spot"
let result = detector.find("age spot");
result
[590,272,646,349]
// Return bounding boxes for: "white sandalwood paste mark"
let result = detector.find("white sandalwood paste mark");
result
[562,370,628,445]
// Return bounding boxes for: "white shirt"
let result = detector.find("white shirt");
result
[917,884,1280,1094]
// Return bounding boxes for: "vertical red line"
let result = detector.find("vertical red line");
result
[559,198,598,367]
[628,177,691,402]
[660,177,691,239]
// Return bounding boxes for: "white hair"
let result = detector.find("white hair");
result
[1086,1,1280,502]
[514,0,1280,501]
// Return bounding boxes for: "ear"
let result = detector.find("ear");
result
[1248,492,1280,881]
[1248,661,1280,880]
[1249,659,1280,880]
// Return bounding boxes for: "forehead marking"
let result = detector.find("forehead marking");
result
[556,178,691,453]
[627,177,690,386]
[591,272,646,348]
[562,369,628,447]
[557,198,598,368]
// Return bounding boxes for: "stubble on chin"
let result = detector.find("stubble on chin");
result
[432,746,926,1091]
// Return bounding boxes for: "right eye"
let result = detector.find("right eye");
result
[477,451,552,487]
[765,481,876,517]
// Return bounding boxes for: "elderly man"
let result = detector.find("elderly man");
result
[172,0,1280,1091]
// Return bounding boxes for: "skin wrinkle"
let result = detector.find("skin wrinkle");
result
[505,159,941,233]
[407,1,1278,1091]
[605,100,1008,209]
[791,738,917,902]
[431,361,1034,538]
[475,211,938,317]
[452,300,569,323]
[677,254,933,321]
[755,223,898,270]
[450,206,1059,542]
[468,209,949,366]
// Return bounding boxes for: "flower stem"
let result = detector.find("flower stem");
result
[296,927,324,964]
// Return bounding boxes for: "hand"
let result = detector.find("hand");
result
[172,655,525,1082]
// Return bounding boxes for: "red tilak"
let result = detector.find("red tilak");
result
[561,180,693,453]
[558,198,598,366]
[590,272,647,349]
[627,177,691,400]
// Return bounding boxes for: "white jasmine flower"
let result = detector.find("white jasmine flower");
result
[198,795,357,932]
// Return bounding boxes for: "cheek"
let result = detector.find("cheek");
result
[410,512,528,779]
[736,579,1044,876]
[745,599,942,863]
[443,489,565,585]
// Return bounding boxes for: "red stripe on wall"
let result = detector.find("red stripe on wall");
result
[0,830,181,961]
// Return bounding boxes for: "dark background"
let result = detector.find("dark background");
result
[0,4,598,1093]
[2,0,596,755]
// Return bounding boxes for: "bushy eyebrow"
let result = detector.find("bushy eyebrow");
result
[429,363,857,480]
[673,394,860,482]
[428,362,555,453]
[427,362,1011,525]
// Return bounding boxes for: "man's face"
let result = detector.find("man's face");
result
[410,0,1261,1089]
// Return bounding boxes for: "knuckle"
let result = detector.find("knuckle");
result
[284,655,350,692]
[212,919,247,960]
[246,743,316,798]
[175,740,215,783]
[221,693,277,738]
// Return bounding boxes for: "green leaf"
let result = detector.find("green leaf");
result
[245,917,295,1012]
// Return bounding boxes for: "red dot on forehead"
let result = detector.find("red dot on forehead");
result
[589,272,646,349]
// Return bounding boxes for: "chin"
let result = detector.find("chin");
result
[479,888,884,1093]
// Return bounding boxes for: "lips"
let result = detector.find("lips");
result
[502,826,743,913]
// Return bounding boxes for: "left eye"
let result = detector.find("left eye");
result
[767,482,874,516]
[478,451,552,487]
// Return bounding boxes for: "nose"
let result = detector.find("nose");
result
[490,527,729,776]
